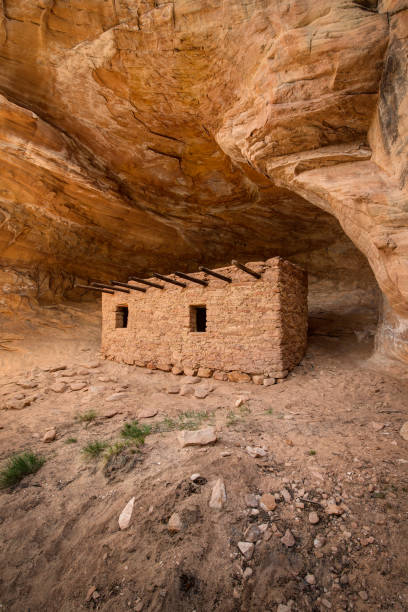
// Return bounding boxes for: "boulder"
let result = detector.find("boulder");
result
[179,427,217,447]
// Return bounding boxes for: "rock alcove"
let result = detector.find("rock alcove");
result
[0,0,407,369]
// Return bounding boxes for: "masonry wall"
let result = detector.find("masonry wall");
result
[101,257,308,382]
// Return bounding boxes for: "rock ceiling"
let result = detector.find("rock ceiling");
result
[0,0,407,363]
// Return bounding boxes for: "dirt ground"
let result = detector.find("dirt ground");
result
[1,303,408,612]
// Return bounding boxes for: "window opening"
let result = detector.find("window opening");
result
[115,305,128,328]
[190,306,207,332]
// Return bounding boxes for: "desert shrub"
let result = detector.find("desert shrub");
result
[0,452,45,489]
[76,410,97,423]
[120,421,151,445]
[82,440,107,458]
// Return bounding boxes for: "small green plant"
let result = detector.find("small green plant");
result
[309,449,317,456]
[226,411,239,427]
[151,410,214,434]
[121,421,151,445]
[76,410,97,423]
[266,408,274,415]
[104,441,129,462]
[177,410,212,430]
[82,440,108,459]
[239,403,250,415]
[64,437,77,444]
[0,452,45,488]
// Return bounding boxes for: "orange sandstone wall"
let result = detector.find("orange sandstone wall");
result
[101,258,307,382]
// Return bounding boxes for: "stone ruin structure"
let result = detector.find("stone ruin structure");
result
[101,257,307,384]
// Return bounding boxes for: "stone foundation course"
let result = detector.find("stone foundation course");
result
[101,257,307,384]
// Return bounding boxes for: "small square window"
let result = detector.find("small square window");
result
[190,305,206,332]
[115,305,128,328]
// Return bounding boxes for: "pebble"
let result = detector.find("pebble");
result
[106,393,127,402]
[168,512,183,532]
[308,511,320,524]
[134,599,144,611]
[399,422,408,441]
[321,599,332,609]
[42,428,56,443]
[70,382,87,391]
[49,365,67,372]
[244,524,261,542]
[313,534,326,549]
[190,473,201,481]
[85,586,97,602]
[179,385,195,397]
[82,361,100,368]
[18,381,38,389]
[179,427,217,447]
[281,529,295,547]
[325,503,343,515]
[209,478,226,509]
[263,378,276,387]
[103,409,119,419]
[246,446,267,458]
[237,541,254,560]
[358,591,368,601]
[372,422,385,431]
[50,383,67,393]
[245,493,258,508]
[281,488,291,502]
[118,497,135,530]
[138,408,158,419]
[259,493,276,511]
[166,385,180,394]
[220,451,231,457]
[194,386,211,399]
[276,605,290,612]
[235,398,245,408]
[305,574,315,585]
[88,385,105,394]
[243,567,253,579]
[183,376,200,385]
[59,370,77,378]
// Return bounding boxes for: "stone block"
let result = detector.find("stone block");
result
[228,371,251,383]
[197,367,213,378]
